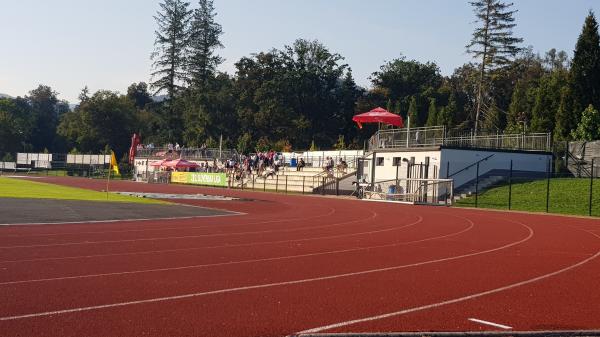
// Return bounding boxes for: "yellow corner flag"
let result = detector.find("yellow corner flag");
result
[110,151,120,175]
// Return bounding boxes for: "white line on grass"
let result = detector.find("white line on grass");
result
[468,318,512,329]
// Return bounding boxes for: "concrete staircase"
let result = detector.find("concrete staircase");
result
[453,175,506,202]
[230,166,355,193]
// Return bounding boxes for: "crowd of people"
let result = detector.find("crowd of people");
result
[225,151,285,181]
[141,142,351,182]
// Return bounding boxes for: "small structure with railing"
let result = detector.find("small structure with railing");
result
[360,126,553,206]
[369,126,552,152]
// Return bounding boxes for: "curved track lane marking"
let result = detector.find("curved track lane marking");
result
[0,215,474,285]
[0,209,375,250]
[0,205,337,237]
[0,213,242,227]
[0,208,372,249]
[295,226,600,334]
[0,216,533,321]
[0,210,390,264]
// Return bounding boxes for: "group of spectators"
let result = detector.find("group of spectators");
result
[140,143,350,182]
[225,151,285,181]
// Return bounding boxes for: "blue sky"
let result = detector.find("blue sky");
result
[1,0,598,103]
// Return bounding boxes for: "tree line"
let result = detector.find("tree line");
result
[2,0,600,161]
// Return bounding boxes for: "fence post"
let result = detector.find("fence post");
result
[590,158,595,217]
[276,174,279,192]
[546,159,551,213]
[285,176,288,194]
[303,176,305,195]
[371,151,377,190]
[263,178,266,192]
[508,160,513,210]
[475,162,479,208]
[336,178,339,196]
[322,177,325,195]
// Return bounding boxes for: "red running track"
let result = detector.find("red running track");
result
[1,177,599,337]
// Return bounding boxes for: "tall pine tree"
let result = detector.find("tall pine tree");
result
[407,96,419,127]
[425,98,438,126]
[187,0,224,87]
[570,11,600,125]
[467,0,522,132]
[507,80,529,131]
[481,100,501,131]
[554,86,574,140]
[151,0,192,98]
[437,94,457,128]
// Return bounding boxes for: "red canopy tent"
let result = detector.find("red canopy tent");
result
[151,159,199,171]
[150,159,171,167]
[163,159,199,169]
[352,107,404,129]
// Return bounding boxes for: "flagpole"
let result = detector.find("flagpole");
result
[106,160,111,200]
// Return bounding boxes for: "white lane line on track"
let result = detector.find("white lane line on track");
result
[0,202,336,237]
[0,216,534,322]
[0,211,382,264]
[0,209,373,250]
[0,213,241,228]
[0,203,335,234]
[0,215,473,285]
[0,210,385,264]
[0,211,392,265]
[295,225,600,335]
[468,318,512,329]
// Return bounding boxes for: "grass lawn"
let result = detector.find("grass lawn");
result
[0,177,166,204]
[456,177,600,217]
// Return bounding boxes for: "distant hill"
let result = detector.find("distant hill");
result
[0,93,13,99]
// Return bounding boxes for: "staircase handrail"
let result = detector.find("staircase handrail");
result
[447,154,495,178]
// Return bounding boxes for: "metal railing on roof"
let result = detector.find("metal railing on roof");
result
[368,126,551,152]
[135,147,238,160]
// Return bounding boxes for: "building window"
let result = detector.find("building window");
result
[393,157,402,166]
[376,157,385,166]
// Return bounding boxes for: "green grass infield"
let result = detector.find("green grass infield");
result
[456,177,600,217]
[0,177,166,204]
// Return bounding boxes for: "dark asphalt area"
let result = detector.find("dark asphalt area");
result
[0,198,235,225]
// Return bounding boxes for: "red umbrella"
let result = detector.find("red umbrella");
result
[352,107,404,129]
[163,159,199,169]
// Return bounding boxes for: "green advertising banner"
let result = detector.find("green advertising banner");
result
[171,172,227,187]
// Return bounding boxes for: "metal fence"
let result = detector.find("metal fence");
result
[361,178,454,205]
[369,126,446,149]
[0,165,134,180]
[135,147,238,160]
[368,126,552,152]
[565,140,600,177]
[454,158,600,217]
